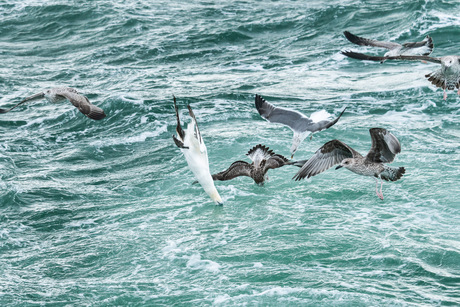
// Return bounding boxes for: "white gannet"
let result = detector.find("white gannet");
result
[293,128,405,200]
[172,96,223,205]
[0,87,106,120]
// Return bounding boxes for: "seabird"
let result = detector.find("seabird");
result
[293,128,405,200]
[343,31,434,57]
[212,144,305,185]
[0,87,106,120]
[255,94,347,158]
[172,96,223,205]
[341,51,460,100]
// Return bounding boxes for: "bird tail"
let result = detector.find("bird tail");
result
[247,144,275,166]
[379,166,405,182]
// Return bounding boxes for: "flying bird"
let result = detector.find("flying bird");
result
[341,51,460,100]
[212,144,305,185]
[343,31,434,57]
[0,87,106,120]
[293,128,405,200]
[172,96,223,205]
[255,94,346,158]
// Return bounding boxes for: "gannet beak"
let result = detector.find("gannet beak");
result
[335,165,343,170]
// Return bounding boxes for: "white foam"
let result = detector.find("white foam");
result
[185,253,221,273]
[90,127,167,147]
[256,286,304,297]
[310,109,331,123]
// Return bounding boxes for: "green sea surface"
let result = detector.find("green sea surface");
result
[1,0,459,305]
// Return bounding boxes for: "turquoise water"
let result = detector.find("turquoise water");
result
[1,0,459,305]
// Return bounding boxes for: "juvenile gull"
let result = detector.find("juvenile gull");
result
[341,51,460,100]
[343,31,434,57]
[0,87,106,120]
[172,96,223,205]
[293,128,405,200]
[255,94,347,158]
[212,144,305,185]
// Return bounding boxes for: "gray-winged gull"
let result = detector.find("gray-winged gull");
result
[255,94,347,158]
[212,144,305,185]
[341,51,460,100]
[343,31,433,57]
[0,87,106,120]
[172,96,223,205]
[293,128,405,200]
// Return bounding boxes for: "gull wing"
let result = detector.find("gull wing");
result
[0,92,45,114]
[264,154,289,172]
[365,128,401,163]
[56,88,106,120]
[255,94,313,133]
[293,140,360,181]
[212,161,252,181]
[344,31,400,50]
[341,51,442,64]
[309,106,347,133]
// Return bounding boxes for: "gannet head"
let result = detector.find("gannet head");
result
[210,190,223,206]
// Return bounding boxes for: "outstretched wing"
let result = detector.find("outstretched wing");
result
[57,89,106,120]
[212,161,252,181]
[0,92,45,114]
[293,140,360,181]
[264,154,289,172]
[309,107,347,133]
[341,51,442,64]
[255,94,313,133]
[344,31,400,50]
[365,128,401,163]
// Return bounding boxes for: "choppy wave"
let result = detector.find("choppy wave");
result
[1,0,459,305]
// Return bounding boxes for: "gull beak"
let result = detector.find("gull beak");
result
[335,165,343,170]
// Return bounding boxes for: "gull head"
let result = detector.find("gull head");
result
[336,158,355,170]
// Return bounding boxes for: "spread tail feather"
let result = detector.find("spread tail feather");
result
[379,166,405,182]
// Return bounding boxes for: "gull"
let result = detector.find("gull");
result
[172,96,223,205]
[293,128,405,200]
[343,31,434,57]
[341,51,460,100]
[0,87,106,120]
[255,94,347,158]
[211,144,305,185]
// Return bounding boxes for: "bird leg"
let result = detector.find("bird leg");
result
[374,177,384,200]
[457,88,460,96]
[443,89,447,100]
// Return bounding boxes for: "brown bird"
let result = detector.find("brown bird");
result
[0,87,106,120]
[212,144,305,185]
[293,128,405,200]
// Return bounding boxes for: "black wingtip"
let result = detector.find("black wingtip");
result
[0,108,10,114]
[343,31,366,46]
[255,94,264,110]
[341,50,386,62]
